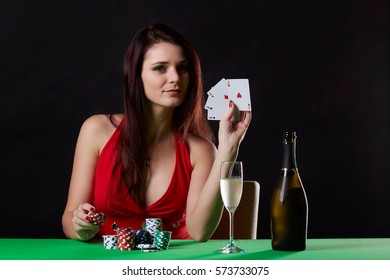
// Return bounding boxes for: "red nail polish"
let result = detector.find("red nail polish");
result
[86,216,91,221]
[229,100,233,108]
[90,207,95,212]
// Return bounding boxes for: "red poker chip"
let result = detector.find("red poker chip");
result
[87,211,105,225]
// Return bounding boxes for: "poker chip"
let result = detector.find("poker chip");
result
[112,222,118,231]
[103,235,118,250]
[133,230,152,245]
[116,227,136,250]
[153,230,172,250]
[136,244,159,252]
[87,211,105,225]
[145,218,162,239]
[136,244,157,249]
[141,248,159,252]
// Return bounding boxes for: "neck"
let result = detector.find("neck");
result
[147,125,172,146]
[144,110,174,169]
[146,106,174,143]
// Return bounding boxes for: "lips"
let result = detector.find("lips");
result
[164,88,181,93]
[164,88,182,96]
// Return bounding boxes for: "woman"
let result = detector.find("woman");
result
[62,24,251,242]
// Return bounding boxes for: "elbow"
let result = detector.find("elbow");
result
[188,227,213,242]
[61,213,73,239]
[61,212,81,241]
[187,216,220,242]
[190,233,209,243]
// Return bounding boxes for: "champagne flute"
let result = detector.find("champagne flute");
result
[218,161,245,253]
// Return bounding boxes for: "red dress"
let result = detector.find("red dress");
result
[93,123,192,239]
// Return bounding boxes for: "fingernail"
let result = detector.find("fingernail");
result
[229,100,233,108]
[90,207,95,212]
[86,216,91,221]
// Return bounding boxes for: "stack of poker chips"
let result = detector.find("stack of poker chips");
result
[133,229,152,245]
[145,218,163,239]
[136,243,159,252]
[103,235,118,250]
[105,218,171,252]
[116,227,136,251]
[153,230,172,250]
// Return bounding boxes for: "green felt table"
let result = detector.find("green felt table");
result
[1,238,389,260]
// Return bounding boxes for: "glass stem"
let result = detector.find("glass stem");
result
[229,211,235,247]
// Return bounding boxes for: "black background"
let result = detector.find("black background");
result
[0,0,388,239]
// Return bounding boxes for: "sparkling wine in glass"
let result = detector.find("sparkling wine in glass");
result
[218,161,245,253]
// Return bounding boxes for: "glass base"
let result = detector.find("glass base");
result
[217,243,245,254]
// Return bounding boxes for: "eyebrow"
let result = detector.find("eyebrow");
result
[150,60,188,65]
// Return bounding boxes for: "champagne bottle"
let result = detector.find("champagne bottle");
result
[270,131,308,251]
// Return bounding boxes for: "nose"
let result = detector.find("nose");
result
[168,68,179,83]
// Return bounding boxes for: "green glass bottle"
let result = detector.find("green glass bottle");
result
[270,131,308,251]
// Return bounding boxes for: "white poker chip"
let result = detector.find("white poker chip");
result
[137,244,157,250]
[141,248,159,252]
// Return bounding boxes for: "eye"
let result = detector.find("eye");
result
[152,65,167,73]
[177,63,189,74]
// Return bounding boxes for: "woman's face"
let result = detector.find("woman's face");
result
[141,42,190,110]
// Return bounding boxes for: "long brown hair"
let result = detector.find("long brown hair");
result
[112,24,213,208]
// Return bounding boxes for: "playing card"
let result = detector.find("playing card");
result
[206,97,230,120]
[204,78,227,110]
[205,78,230,120]
[226,79,251,111]
[204,78,251,120]
[207,102,229,120]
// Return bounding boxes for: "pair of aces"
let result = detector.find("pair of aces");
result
[205,78,252,120]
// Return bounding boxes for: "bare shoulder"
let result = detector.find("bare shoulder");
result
[186,134,217,166]
[78,114,123,154]
[81,114,119,133]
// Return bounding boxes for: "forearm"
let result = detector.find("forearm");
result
[186,148,238,242]
[62,211,82,240]
[62,211,98,241]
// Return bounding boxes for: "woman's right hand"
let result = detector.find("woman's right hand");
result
[218,101,251,159]
[72,203,102,241]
